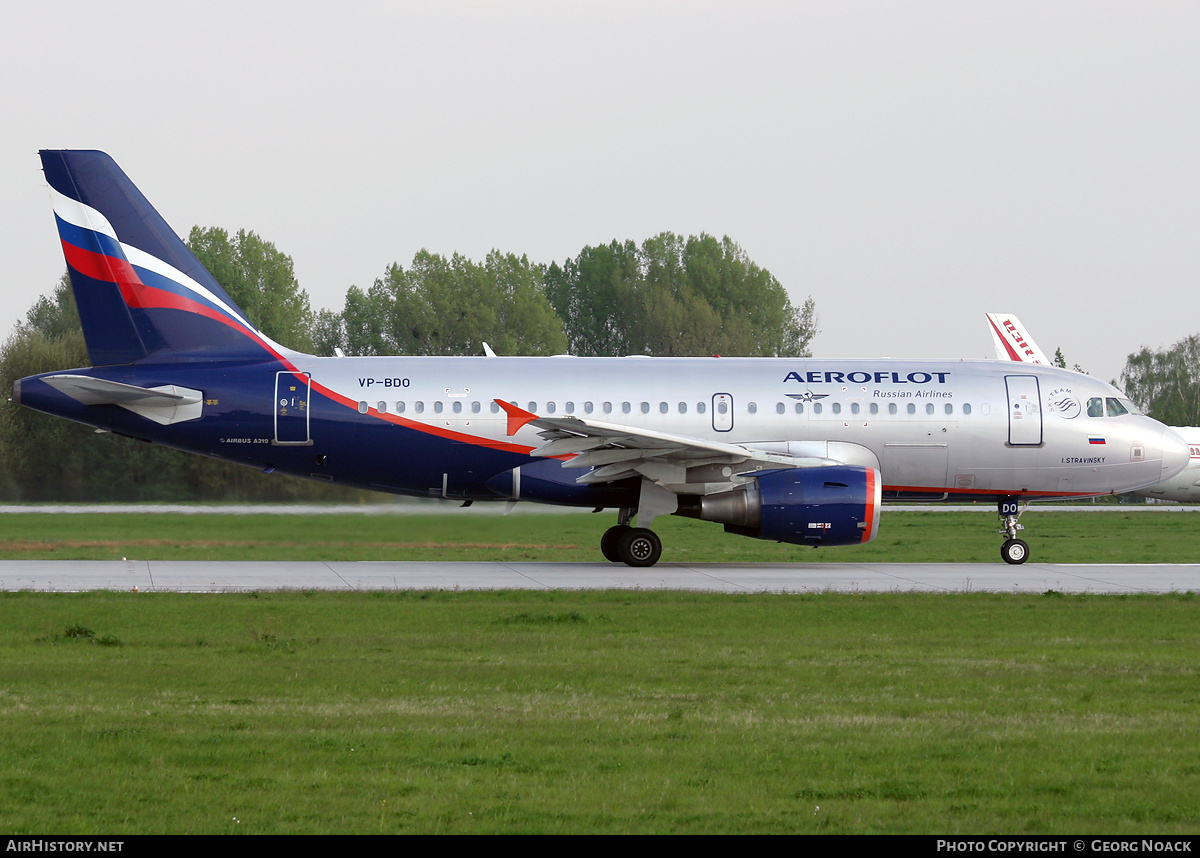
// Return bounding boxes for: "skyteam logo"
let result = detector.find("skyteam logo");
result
[1046,387,1081,419]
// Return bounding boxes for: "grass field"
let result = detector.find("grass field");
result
[1,509,1198,834]
[1,589,1198,834]
[3,506,1200,563]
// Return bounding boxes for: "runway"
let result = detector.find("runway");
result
[1,559,1198,594]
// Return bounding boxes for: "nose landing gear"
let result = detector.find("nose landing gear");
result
[998,498,1029,564]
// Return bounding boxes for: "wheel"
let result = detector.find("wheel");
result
[618,527,662,568]
[1001,538,1029,565]
[600,524,631,563]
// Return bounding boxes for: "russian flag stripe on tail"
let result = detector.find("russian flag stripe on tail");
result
[40,150,296,366]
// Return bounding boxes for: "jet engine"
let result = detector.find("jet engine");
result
[676,465,881,547]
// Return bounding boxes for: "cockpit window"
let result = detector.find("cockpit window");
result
[1088,396,1142,418]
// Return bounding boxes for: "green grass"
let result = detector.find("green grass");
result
[1,510,1198,832]
[0,589,1197,833]
[1,508,1199,562]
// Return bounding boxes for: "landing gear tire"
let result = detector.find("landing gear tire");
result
[1001,538,1029,565]
[600,525,631,563]
[618,527,662,568]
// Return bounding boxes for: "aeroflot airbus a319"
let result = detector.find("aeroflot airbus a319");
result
[14,151,1191,565]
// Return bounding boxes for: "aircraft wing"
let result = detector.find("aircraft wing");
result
[42,374,203,425]
[495,399,848,490]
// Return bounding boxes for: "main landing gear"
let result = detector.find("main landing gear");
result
[600,508,663,567]
[998,498,1029,565]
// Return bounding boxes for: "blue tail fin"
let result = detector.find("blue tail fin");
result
[40,150,291,365]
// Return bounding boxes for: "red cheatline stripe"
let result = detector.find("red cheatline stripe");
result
[61,238,537,456]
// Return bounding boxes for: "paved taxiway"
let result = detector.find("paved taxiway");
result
[1,560,1197,594]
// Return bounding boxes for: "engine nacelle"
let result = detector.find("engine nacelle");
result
[677,465,881,547]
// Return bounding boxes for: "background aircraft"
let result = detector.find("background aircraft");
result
[14,152,1190,565]
[986,312,1200,503]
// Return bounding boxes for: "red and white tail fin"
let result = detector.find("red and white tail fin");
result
[986,313,1050,365]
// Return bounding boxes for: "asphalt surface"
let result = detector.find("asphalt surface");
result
[1,559,1196,594]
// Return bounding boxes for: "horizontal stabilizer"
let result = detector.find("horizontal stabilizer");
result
[42,374,203,425]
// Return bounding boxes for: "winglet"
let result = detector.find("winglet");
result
[494,399,538,436]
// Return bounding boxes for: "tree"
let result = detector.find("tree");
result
[546,232,817,357]
[1120,335,1200,426]
[187,227,315,352]
[336,250,567,356]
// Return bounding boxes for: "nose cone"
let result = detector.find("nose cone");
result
[1159,426,1191,482]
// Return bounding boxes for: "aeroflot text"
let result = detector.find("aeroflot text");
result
[784,371,951,385]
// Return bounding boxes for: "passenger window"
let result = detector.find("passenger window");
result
[471,401,480,413]
[747,402,757,414]
[926,403,934,415]
[813,403,823,414]
[794,403,803,414]
[490,401,500,414]
[851,403,860,415]
[415,401,425,414]
[679,402,688,414]
[697,402,707,414]
[831,403,841,414]
[585,402,594,414]
[378,401,387,413]
[869,403,879,415]
[434,401,444,413]
[603,402,612,414]
[640,402,650,414]
[907,403,916,414]
[888,403,897,415]
[397,401,406,414]
[622,402,631,414]
[565,401,575,414]
[963,403,971,415]
[659,402,668,414]
[452,401,462,413]
[945,404,953,414]
[546,401,556,414]
[776,403,785,414]
[358,401,368,414]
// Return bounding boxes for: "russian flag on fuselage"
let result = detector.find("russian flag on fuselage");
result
[40,150,290,366]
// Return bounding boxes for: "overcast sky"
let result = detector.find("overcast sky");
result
[3,1,1198,384]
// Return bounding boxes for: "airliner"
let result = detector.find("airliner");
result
[13,151,1191,566]
[986,312,1200,504]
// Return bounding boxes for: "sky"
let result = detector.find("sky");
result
[3,1,1198,385]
